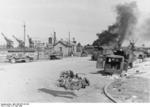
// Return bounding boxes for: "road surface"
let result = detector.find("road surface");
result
[0,57,112,103]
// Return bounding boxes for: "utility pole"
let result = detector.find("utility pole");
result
[23,23,26,47]
[53,31,56,46]
[69,32,70,45]
[68,32,71,56]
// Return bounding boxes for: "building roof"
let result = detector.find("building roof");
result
[54,40,73,47]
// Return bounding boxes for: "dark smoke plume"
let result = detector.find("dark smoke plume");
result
[93,2,138,47]
[116,1,137,45]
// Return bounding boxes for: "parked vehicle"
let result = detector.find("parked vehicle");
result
[81,51,88,57]
[7,53,34,63]
[96,50,130,75]
[49,51,63,60]
[104,55,127,75]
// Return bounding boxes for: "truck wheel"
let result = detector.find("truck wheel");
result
[25,58,30,62]
[11,58,16,63]
[30,58,34,62]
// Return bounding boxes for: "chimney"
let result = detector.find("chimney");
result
[53,32,56,45]
[48,37,52,44]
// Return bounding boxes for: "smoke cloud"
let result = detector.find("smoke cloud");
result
[115,1,138,45]
[93,0,150,47]
[138,17,150,40]
[93,1,139,47]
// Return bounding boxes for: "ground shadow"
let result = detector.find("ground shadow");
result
[38,88,77,99]
[90,70,111,76]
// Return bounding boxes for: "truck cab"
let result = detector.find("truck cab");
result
[97,54,128,75]
[104,55,125,75]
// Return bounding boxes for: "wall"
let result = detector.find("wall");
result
[54,43,71,57]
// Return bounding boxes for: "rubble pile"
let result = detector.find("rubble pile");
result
[57,70,90,90]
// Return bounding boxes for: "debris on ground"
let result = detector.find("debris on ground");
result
[107,76,150,102]
[136,70,140,73]
[57,70,90,90]
[111,74,120,80]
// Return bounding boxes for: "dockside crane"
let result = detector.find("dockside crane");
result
[1,33,14,48]
[12,35,25,48]
[27,35,34,48]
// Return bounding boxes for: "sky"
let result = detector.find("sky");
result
[0,0,131,46]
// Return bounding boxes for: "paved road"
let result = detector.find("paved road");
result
[0,57,111,102]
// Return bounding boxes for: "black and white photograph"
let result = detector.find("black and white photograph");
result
[0,0,149,104]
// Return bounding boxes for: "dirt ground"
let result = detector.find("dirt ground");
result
[107,76,150,102]
[0,56,112,103]
[107,58,150,103]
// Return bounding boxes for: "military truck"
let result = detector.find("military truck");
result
[7,49,35,63]
[49,51,63,60]
[7,53,34,63]
[96,49,129,75]
[91,46,113,61]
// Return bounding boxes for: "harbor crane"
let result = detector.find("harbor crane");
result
[27,35,34,48]
[12,35,25,48]
[1,33,14,49]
